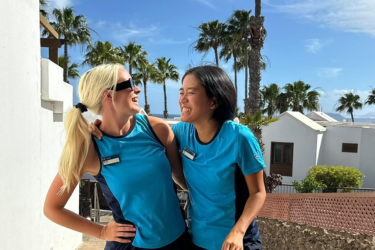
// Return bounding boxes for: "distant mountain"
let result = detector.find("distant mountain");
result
[325,113,345,122]
[363,112,375,117]
[325,112,375,123]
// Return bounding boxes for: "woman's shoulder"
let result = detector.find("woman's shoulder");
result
[143,115,171,146]
[222,120,255,138]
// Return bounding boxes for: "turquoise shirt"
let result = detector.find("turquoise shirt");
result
[93,115,185,249]
[172,120,265,250]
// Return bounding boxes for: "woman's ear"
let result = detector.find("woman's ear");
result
[210,97,218,109]
[102,90,112,102]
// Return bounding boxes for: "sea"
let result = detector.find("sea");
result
[150,114,181,119]
[151,113,375,123]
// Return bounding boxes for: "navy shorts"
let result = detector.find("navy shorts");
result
[104,230,190,250]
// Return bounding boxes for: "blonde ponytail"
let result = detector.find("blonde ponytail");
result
[59,108,91,194]
[58,63,123,193]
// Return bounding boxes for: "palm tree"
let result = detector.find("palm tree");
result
[283,81,320,113]
[241,110,278,153]
[45,7,92,83]
[248,0,266,115]
[241,110,278,193]
[219,32,244,95]
[39,0,48,19]
[155,57,180,118]
[194,20,226,66]
[58,56,80,82]
[132,60,160,115]
[228,10,252,108]
[82,41,123,66]
[336,92,363,122]
[276,92,289,114]
[260,83,281,118]
[365,88,375,107]
[120,42,148,75]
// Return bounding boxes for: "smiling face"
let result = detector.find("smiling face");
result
[179,74,217,125]
[110,68,141,116]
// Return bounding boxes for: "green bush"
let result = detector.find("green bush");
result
[293,165,365,193]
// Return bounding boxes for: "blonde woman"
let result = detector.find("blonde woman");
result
[44,64,188,250]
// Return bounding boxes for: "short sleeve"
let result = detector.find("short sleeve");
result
[171,122,183,147]
[236,126,266,176]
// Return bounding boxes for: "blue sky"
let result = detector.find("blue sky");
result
[42,0,375,117]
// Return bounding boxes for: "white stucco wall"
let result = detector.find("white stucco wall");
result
[359,128,375,188]
[318,126,361,169]
[318,126,375,188]
[0,1,81,249]
[262,115,320,184]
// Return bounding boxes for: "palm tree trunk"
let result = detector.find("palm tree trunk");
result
[144,81,150,115]
[233,54,238,94]
[163,81,168,118]
[64,43,68,83]
[214,47,219,66]
[244,52,249,113]
[351,112,354,122]
[129,65,132,75]
[293,103,299,111]
[247,0,265,115]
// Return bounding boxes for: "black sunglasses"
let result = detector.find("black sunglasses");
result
[108,78,135,91]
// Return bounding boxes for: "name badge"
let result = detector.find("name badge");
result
[182,147,196,161]
[102,155,120,166]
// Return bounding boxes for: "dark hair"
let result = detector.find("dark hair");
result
[182,66,237,123]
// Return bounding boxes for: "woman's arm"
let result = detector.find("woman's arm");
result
[221,170,266,250]
[44,140,136,243]
[148,116,187,190]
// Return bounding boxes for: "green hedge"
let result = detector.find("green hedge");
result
[292,165,365,193]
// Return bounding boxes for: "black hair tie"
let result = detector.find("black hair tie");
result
[75,103,88,113]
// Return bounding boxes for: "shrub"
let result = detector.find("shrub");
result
[266,173,283,193]
[293,165,365,193]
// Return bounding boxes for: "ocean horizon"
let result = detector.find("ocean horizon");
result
[150,113,375,123]
[150,114,181,119]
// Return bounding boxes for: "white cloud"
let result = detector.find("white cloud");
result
[318,89,372,114]
[195,0,216,10]
[111,22,160,43]
[317,68,343,78]
[305,39,332,53]
[320,89,370,103]
[96,20,107,29]
[265,0,375,37]
[147,38,192,45]
[45,0,72,14]
[94,21,186,45]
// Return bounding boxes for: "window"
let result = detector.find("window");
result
[342,143,358,153]
[270,142,294,177]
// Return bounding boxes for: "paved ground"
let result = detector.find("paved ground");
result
[76,215,112,250]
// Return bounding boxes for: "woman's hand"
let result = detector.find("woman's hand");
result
[100,220,137,243]
[89,119,103,140]
[221,230,244,250]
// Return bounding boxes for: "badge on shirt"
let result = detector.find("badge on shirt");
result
[182,147,196,161]
[102,154,120,166]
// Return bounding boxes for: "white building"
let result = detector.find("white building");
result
[0,1,81,249]
[262,111,375,188]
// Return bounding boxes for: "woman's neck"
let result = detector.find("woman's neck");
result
[100,112,133,137]
[194,119,221,144]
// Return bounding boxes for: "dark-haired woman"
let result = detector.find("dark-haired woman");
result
[173,66,266,250]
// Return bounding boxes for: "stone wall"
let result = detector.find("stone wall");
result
[258,217,375,250]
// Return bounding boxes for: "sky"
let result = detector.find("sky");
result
[41,0,375,117]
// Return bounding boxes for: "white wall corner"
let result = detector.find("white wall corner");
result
[41,58,73,120]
